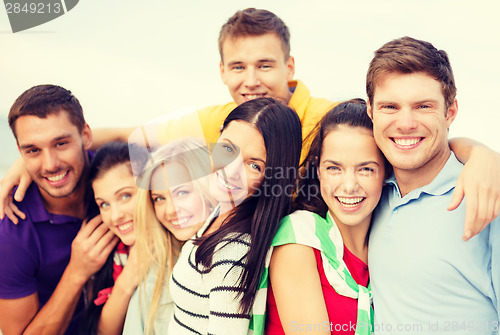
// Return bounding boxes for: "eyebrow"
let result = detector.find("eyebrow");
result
[170,183,190,194]
[114,186,135,196]
[221,138,266,164]
[226,58,277,67]
[19,134,73,150]
[257,58,277,63]
[322,159,380,167]
[226,61,244,67]
[375,99,439,107]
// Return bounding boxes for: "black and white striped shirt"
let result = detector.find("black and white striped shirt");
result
[168,208,251,335]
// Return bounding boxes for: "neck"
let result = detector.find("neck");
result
[331,212,370,264]
[395,148,451,197]
[41,168,90,219]
[204,207,232,236]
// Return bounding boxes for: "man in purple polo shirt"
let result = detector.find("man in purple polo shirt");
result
[0,85,119,335]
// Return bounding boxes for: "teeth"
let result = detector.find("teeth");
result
[117,222,133,232]
[47,171,68,182]
[171,218,189,226]
[218,173,238,190]
[245,94,265,100]
[337,197,364,207]
[393,138,421,146]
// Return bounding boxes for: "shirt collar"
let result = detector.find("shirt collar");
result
[385,152,463,207]
[287,80,308,121]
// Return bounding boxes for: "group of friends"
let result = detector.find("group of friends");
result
[0,7,500,335]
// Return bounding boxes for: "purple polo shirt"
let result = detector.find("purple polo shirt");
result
[0,153,96,334]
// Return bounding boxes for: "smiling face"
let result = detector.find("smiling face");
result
[92,163,138,246]
[318,125,385,230]
[220,33,295,106]
[15,111,91,203]
[210,120,267,211]
[150,161,210,241]
[367,71,457,192]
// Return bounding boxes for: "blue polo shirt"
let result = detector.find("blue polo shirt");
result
[0,154,96,335]
[369,152,500,334]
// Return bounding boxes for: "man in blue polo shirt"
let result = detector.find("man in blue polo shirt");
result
[367,37,500,334]
[0,85,119,335]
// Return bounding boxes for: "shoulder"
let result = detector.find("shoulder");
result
[212,233,251,263]
[197,102,237,117]
[292,80,336,112]
[274,210,323,245]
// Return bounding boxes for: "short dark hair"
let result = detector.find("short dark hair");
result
[366,36,457,109]
[218,8,291,62]
[9,84,86,140]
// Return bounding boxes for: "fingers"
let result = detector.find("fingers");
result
[462,189,477,241]
[92,230,119,259]
[78,214,104,237]
[448,178,464,211]
[13,178,29,203]
[3,205,18,224]
[0,191,8,221]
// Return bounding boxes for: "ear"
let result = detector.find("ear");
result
[445,99,458,128]
[219,60,227,85]
[81,123,92,151]
[286,56,295,82]
[367,100,374,120]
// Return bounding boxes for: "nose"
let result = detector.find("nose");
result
[342,171,359,194]
[42,150,60,173]
[244,68,260,88]
[396,108,418,132]
[111,203,124,225]
[223,156,245,182]
[165,193,178,220]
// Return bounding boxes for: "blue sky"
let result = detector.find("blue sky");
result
[1,0,499,157]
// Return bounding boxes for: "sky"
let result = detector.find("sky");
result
[1,0,499,170]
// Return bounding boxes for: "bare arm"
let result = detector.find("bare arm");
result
[96,245,139,335]
[0,216,119,335]
[0,294,39,335]
[90,127,135,150]
[0,156,31,223]
[270,244,330,335]
[449,137,500,240]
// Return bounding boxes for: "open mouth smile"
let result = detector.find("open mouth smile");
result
[336,196,365,208]
[217,172,241,191]
[391,137,423,149]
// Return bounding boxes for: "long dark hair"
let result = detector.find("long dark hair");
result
[295,98,391,217]
[80,141,146,335]
[194,97,302,313]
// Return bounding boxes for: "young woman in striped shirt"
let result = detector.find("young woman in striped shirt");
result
[168,97,303,335]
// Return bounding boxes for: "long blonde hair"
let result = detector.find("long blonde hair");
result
[133,137,215,334]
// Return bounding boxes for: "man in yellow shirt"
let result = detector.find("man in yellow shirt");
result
[99,8,336,161]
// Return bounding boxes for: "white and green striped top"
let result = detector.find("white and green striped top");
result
[249,210,373,335]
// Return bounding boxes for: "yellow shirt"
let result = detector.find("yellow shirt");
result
[155,80,337,161]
